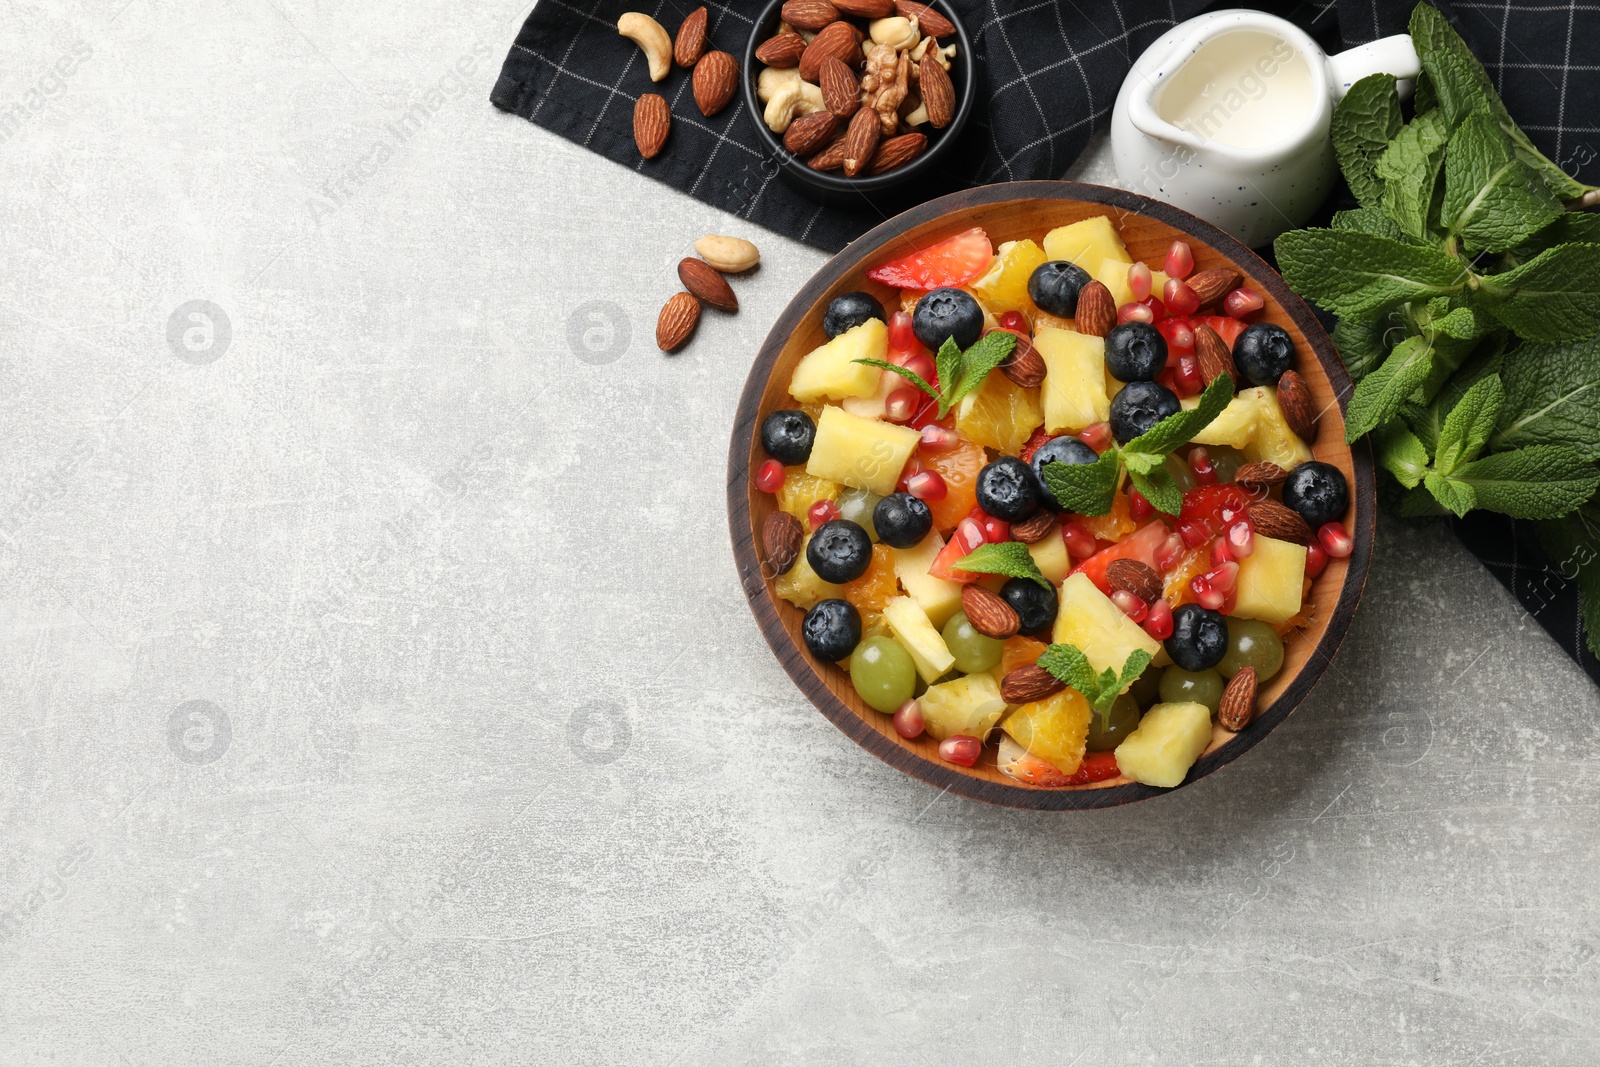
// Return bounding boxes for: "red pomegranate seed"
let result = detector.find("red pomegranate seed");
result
[896,350,937,384]
[1193,579,1226,610]
[808,499,840,530]
[1203,560,1240,593]
[919,423,958,451]
[1118,301,1155,325]
[1179,518,1211,548]
[893,699,924,739]
[1111,589,1149,622]
[1155,316,1195,351]
[1128,488,1154,522]
[1164,239,1195,279]
[1142,295,1168,319]
[898,455,925,491]
[1127,262,1153,302]
[1077,421,1113,452]
[1319,522,1353,558]
[978,511,1010,543]
[939,735,982,767]
[1188,446,1217,484]
[907,470,947,502]
[888,310,918,351]
[885,387,920,423]
[1163,278,1201,316]
[1224,288,1265,318]
[756,459,785,494]
[1060,520,1098,559]
[1210,535,1234,566]
[1155,532,1186,572]
[1226,520,1256,559]
[1175,354,1204,397]
[908,399,943,429]
[997,310,1031,335]
[1305,541,1329,578]
[955,517,986,552]
[1143,598,1174,639]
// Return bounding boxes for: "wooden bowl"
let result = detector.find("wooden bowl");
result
[727,181,1375,809]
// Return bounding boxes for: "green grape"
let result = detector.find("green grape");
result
[1206,445,1249,483]
[850,636,916,713]
[1086,693,1142,751]
[1127,664,1163,708]
[1218,618,1285,681]
[941,611,1003,674]
[1159,666,1224,713]
[836,488,883,541]
[1164,452,1197,493]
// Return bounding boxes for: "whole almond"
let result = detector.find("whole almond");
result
[819,56,861,118]
[894,0,955,38]
[961,584,1020,639]
[633,93,670,158]
[807,133,848,171]
[762,510,803,575]
[783,110,839,156]
[841,107,880,177]
[1218,666,1257,731]
[1001,664,1065,705]
[1276,369,1317,443]
[1234,461,1289,490]
[692,51,739,116]
[997,331,1046,388]
[918,50,956,127]
[1194,323,1239,386]
[656,292,701,352]
[781,0,839,31]
[1106,558,1162,603]
[1248,499,1313,544]
[866,131,926,174]
[1188,267,1241,308]
[755,31,806,67]
[674,6,708,67]
[1010,512,1056,544]
[1074,280,1115,337]
[678,257,738,312]
[800,20,862,81]
[835,0,894,15]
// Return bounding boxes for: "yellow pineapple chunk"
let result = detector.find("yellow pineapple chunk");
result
[1036,327,1110,433]
[955,371,1044,454]
[789,318,888,402]
[1240,385,1314,469]
[919,671,1006,742]
[805,405,921,496]
[774,534,844,609]
[840,367,895,420]
[1042,215,1132,274]
[882,596,956,683]
[970,239,1049,315]
[1025,532,1071,585]
[1002,689,1092,774]
[1181,392,1259,450]
[1114,701,1212,787]
[1051,572,1160,676]
[1092,257,1135,309]
[891,532,965,628]
[1233,534,1307,624]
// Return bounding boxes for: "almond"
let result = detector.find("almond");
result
[1001,664,1065,705]
[1187,267,1240,308]
[1010,512,1056,544]
[800,20,861,81]
[1277,369,1317,443]
[755,31,806,67]
[1074,280,1115,337]
[1218,666,1257,731]
[1106,558,1162,604]
[656,292,701,352]
[835,0,893,15]
[808,133,848,171]
[1248,500,1312,544]
[894,0,955,38]
[781,0,839,31]
[692,51,739,116]
[1194,322,1239,386]
[762,510,803,575]
[998,331,1046,388]
[918,50,955,127]
[1234,461,1289,490]
[783,110,839,156]
[819,56,860,117]
[962,584,1020,639]
[633,94,670,158]
[678,257,738,312]
[674,6,708,68]
[866,131,926,174]
[841,107,880,177]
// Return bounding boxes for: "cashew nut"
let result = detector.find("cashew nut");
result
[617,12,672,82]
[910,36,956,70]
[758,65,801,103]
[695,235,760,273]
[904,97,929,126]
[762,78,824,133]
[869,16,920,51]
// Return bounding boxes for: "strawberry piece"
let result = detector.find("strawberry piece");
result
[1061,750,1121,785]
[929,515,986,582]
[1200,314,1246,351]
[1018,427,1055,464]
[867,227,994,290]
[1072,521,1171,594]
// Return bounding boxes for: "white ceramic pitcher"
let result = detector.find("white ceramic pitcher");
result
[1111,11,1419,246]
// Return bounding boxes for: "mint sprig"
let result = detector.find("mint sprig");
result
[854,331,1017,420]
[1035,644,1152,717]
[952,541,1049,588]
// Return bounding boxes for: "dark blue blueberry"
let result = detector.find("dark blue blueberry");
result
[872,492,934,549]
[1233,322,1295,385]
[761,409,815,464]
[802,599,862,661]
[1281,461,1349,527]
[806,519,872,583]
[1029,436,1098,510]
[823,291,887,339]
[1001,577,1058,634]
[1104,321,1168,382]
[975,457,1040,522]
[1110,381,1181,443]
[1165,603,1228,672]
[912,288,983,351]
[1027,260,1092,317]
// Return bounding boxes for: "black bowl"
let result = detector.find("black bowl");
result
[740,0,975,208]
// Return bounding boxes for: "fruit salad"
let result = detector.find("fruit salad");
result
[754,218,1353,790]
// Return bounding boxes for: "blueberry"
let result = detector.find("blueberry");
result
[1026,260,1092,317]
[872,492,933,549]
[975,457,1040,522]
[913,288,983,351]
[1233,322,1295,385]
[1281,461,1349,527]
[823,291,887,339]
[1109,381,1181,443]
[1165,603,1228,672]
[1001,577,1058,634]
[806,519,873,583]
[1104,321,1168,382]
[761,409,815,464]
[1029,435,1098,510]
[803,599,862,661]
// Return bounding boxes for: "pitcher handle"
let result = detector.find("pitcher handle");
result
[1326,33,1420,99]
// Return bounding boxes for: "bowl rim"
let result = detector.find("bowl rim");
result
[726,180,1376,810]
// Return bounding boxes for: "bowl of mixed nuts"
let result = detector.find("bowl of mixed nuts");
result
[741,0,974,204]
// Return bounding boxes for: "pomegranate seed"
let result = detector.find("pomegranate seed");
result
[955,518,986,553]
[1319,521,1353,558]
[1188,446,1217,485]
[1218,502,1244,525]
[919,423,959,451]
[907,470,947,502]
[808,499,840,530]
[1155,316,1195,351]
[1220,589,1238,615]
[1175,354,1204,397]
[1127,262,1153,302]
[756,459,785,494]
[1163,278,1201,316]
[1077,421,1113,452]
[978,511,1011,543]
[893,699,924,739]
[1060,520,1098,559]
[1143,598,1174,639]
[1203,560,1240,593]
[1224,288,1265,318]
[885,387,920,423]
[1141,296,1168,320]
[939,735,982,767]
[1227,520,1256,559]
[1305,541,1329,578]
[1210,536,1234,566]
[997,310,1030,335]
[888,310,917,351]
[898,455,925,491]
[895,351,937,385]
[1164,239,1195,279]
[1118,301,1155,325]
[1111,589,1149,622]
[1128,489,1154,522]
[1155,532,1186,572]
[1179,518,1211,548]
[1193,580,1226,610]
[908,398,942,429]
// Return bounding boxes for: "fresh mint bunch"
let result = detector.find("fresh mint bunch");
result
[855,331,1017,419]
[1036,644,1152,718]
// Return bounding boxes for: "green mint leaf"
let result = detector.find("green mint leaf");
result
[1374,109,1450,241]
[1117,649,1153,692]
[953,541,1050,588]
[1424,470,1476,518]
[943,330,1017,415]
[1377,424,1431,488]
[1120,450,1163,476]
[1509,211,1600,262]
[1494,336,1600,460]
[934,338,961,405]
[1129,465,1183,517]
[1413,68,1438,115]
[1448,445,1600,520]
[1475,242,1600,343]
[1039,448,1120,516]
[1332,313,1401,383]
[1331,207,1408,242]
[853,358,940,402]
[1036,642,1099,696]
[1423,300,1489,341]
[1400,399,1442,456]
[1537,504,1600,658]
[1274,229,1466,318]
[1124,373,1235,456]
[1400,483,1449,519]
[1331,73,1403,209]
[1440,111,1564,253]
[1345,334,1438,440]
[1434,373,1503,474]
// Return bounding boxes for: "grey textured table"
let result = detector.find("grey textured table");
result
[3,4,1598,1064]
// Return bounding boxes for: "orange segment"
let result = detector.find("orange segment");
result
[843,544,900,617]
[1077,491,1136,543]
[922,437,983,532]
[970,239,1047,316]
[1001,636,1049,675]
[955,372,1044,455]
[1164,546,1209,606]
[776,468,838,524]
[1002,689,1092,775]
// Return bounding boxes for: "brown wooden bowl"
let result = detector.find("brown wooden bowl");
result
[727,181,1375,809]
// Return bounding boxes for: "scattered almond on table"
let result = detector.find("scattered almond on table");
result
[655,235,761,353]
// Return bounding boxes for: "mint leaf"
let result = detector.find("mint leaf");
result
[1537,504,1600,657]
[1377,424,1431,488]
[1331,73,1403,208]
[934,338,961,405]
[854,357,940,401]
[1440,112,1564,253]
[1332,207,1407,242]
[1374,109,1450,240]
[943,330,1016,415]
[1423,299,1489,341]
[1332,313,1400,383]
[1494,336,1600,460]
[1345,334,1437,440]
[1447,445,1600,519]
[1040,447,1120,516]
[1274,229,1466,318]
[1475,243,1600,343]
[1510,212,1600,261]
[1129,465,1183,517]
[1433,373,1503,474]
[1036,643,1098,695]
[953,541,1050,588]
[1400,484,1449,518]
[1125,373,1235,456]
[1425,470,1476,517]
